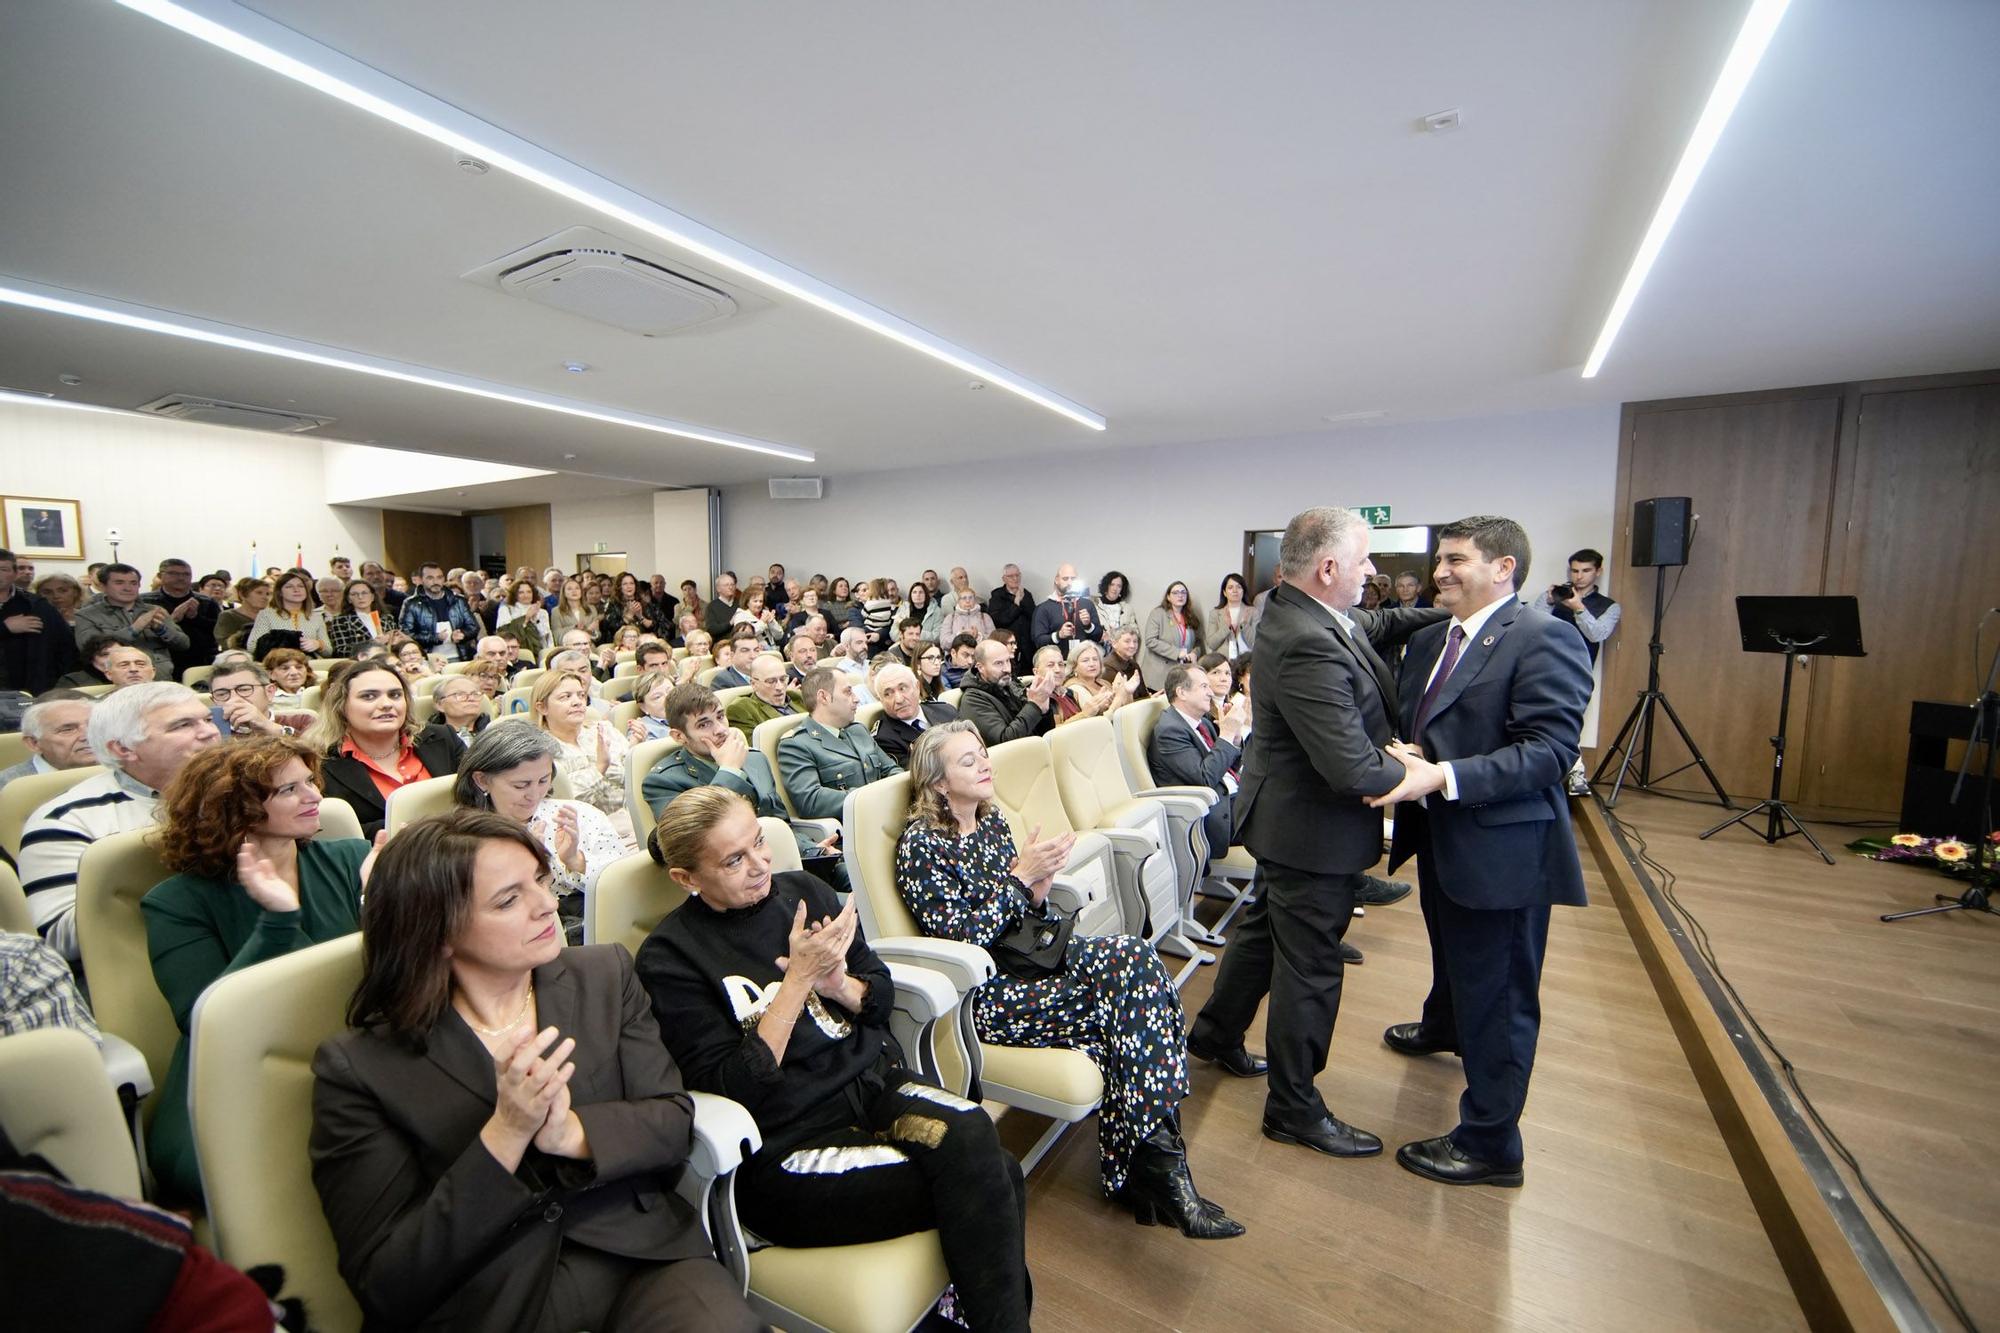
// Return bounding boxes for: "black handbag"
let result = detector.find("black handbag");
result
[990,902,1076,980]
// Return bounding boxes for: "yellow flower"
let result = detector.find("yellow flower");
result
[1890,833,1924,847]
[1933,841,1969,863]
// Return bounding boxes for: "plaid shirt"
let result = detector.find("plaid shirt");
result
[0,934,100,1044]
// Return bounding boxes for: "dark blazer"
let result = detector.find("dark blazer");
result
[1234,583,1444,873]
[309,945,710,1333]
[1148,703,1240,859]
[872,700,958,769]
[319,728,467,837]
[1388,599,1593,909]
[0,591,78,694]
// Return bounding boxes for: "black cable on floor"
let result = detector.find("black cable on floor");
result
[1591,782,1898,828]
[1600,802,1981,1333]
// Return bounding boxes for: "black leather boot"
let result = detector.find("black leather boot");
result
[1121,1119,1245,1239]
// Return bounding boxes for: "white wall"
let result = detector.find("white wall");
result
[549,491,659,575]
[322,442,551,506]
[0,399,381,579]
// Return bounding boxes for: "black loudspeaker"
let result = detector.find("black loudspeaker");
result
[1631,496,1691,567]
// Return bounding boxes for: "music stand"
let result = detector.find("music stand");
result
[1701,596,1865,863]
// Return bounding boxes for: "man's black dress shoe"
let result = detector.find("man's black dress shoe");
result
[1395,1135,1523,1187]
[1261,1114,1382,1158]
[1339,940,1364,965]
[1382,1022,1456,1057]
[1186,1035,1269,1078]
[1356,875,1412,907]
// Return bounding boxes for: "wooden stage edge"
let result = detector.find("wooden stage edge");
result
[1574,798,1921,1333]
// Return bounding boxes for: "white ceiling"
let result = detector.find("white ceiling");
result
[1,1,1995,489]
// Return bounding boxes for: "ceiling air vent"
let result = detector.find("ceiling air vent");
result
[137,394,334,434]
[464,225,768,337]
[768,477,823,501]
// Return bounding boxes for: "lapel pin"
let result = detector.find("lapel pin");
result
[1481,635,1496,647]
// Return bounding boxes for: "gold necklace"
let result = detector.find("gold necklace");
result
[463,983,534,1037]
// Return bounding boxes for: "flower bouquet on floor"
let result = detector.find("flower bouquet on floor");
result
[1846,830,2000,878]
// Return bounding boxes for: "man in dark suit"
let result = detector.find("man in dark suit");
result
[1147,663,1247,870]
[1185,507,1444,1152]
[1370,515,1593,1188]
[870,662,957,769]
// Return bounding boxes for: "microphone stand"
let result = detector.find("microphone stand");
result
[1882,632,1999,923]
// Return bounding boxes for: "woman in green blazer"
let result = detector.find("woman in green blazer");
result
[142,735,380,1205]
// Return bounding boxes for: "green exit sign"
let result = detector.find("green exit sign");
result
[1358,506,1392,525]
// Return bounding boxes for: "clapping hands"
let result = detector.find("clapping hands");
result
[1011,823,1076,904]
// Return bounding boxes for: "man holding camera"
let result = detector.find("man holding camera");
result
[1544,549,1619,794]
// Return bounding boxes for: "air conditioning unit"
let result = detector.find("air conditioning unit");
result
[768,477,823,501]
[137,394,334,434]
[464,226,768,336]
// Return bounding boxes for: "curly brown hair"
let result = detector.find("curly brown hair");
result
[154,736,324,879]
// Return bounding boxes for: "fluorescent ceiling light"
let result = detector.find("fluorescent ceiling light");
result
[1581,0,1792,378]
[113,0,1107,432]
[0,278,816,462]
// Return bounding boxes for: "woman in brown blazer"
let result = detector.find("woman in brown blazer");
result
[309,809,759,1332]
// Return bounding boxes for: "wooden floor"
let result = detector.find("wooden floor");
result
[1600,792,2000,1331]
[999,835,1808,1332]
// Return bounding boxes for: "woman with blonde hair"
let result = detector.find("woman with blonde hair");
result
[311,660,465,837]
[529,670,630,839]
[1066,640,1138,721]
[895,721,1242,1241]
[142,735,377,1203]
[248,569,330,657]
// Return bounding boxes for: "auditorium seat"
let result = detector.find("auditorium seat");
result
[298,684,321,713]
[1114,695,1257,933]
[599,675,642,704]
[696,664,727,687]
[0,1027,144,1199]
[0,730,29,771]
[584,817,797,952]
[76,682,117,697]
[984,737,1128,940]
[612,659,639,679]
[714,685,754,710]
[441,659,481,676]
[682,653,713,677]
[181,664,216,691]
[751,713,837,838]
[939,687,961,710]
[624,735,679,834]
[842,773,1104,1174]
[384,773,574,836]
[856,700,884,732]
[500,681,534,715]
[610,698,643,733]
[1,763,105,864]
[310,658,352,679]
[0,860,30,933]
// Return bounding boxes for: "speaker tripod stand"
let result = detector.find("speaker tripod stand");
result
[1593,564,1732,807]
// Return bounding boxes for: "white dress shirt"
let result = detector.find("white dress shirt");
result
[1420,594,1515,802]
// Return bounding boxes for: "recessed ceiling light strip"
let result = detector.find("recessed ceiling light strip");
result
[0,277,816,462]
[113,0,1107,432]
[1581,0,1792,378]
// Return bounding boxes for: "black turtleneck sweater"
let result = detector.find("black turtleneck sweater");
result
[634,870,897,1155]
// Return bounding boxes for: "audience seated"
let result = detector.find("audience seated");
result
[247,570,331,659]
[1140,581,1204,693]
[310,809,758,1332]
[327,578,388,657]
[894,723,1242,1240]
[0,932,99,1041]
[427,674,490,746]
[1199,652,1239,722]
[913,639,949,701]
[627,669,676,744]
[58,633,151,688]
[721,653,804,739]
[1103,624,1152,699]
[493,580,551,655]
[1149,663,1248,869]
[1030,563,1103,654]
[528,671,629,837]
[20,682,221,959]
[776,667,901,819]
[959,639,1058,745]
[312,661,465,838]
[209,660,315,737]
[1067,641,1139,723]
[396,563,481,662]
[885,618,928,669]
[939,633,979,689]
[782,632,819,687]
[475,634,528,680]
[869,663,957,769]
[454,725,623,944]
[707,632,751,689]
[75,563,190,679]
[261,648,315,708]
[0,694,94,790]
[2,552,82,695]
[142,736,376,1205]
[636,789,1030,1330]
[138,558,221,682]
[393,637,437,680]
[1208,573,1258,657]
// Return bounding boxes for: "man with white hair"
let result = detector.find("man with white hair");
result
[18,682,220,959]
[0,694,95,790]
[870,662,957,769]
[476,634,526,680]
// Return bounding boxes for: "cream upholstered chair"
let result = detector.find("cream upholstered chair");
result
[1113,695,1256,933]
[939,688,962,710]
[584,818,799,951]
[499,681,535,716]
[299,684,322,714]
[612,658,640,678]
[0,861,31,934]
[514,667,546,691]
[611,698,643,733]
[0,763,104,862]
[182,664,217,691]
[983,737,1129,940]
[855,700,884,733]
[696,664,727,687]
[442,659,481,676]
[841,773,1104,1174]
[318,797,367,843]
[714,684,754,711]
[1048,717,1212,983]
[0,1028,144,1199]
[599,674,642,704]
[0,730,29,771]
[75,829,181,1102]
[682,653,713,677]
[751,712,816,823]
[76,682,117,698]
[311,657,353,679]
[385,771,575,838]
[625,735,680,835]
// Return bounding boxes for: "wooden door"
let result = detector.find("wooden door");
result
[1804,381,2000,813]
[1607,396,1842,800]
[379,510,471,579]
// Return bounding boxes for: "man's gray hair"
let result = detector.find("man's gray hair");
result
[1277,506,1369,581]
[211,649,255,671]
[432,674,481,703]
[21,696,92,741]
[872,661,917,690]
[212,661,271,686]
[86,682,199,771]
[453,724,562,808]
[550,649,593,673]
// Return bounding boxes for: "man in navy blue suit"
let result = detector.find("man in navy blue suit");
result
[1369,515,1593,1187]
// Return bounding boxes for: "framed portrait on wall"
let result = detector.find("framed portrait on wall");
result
[1,496,85,559]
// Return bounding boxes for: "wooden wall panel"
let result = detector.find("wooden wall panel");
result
[1803,382,2000,812]
[1606,396,1842,800]
[379,510,470,579]
[491,504,552,576]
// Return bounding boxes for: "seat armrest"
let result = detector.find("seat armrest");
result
[1045,876,1090,917]
[1092,826,1160,859]
[1143,794,1212,824]
[870,936,996,991]
[1098,796,1166,832]
[790,817,841,842]
[885,961,960,1022]
[689,1091,761,1179]
[1136,784,1219,809]
[99,1033,154,1101]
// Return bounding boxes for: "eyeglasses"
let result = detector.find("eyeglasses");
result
[920,651,943,662]
[436,690,481,704]
[210,683,266,700]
